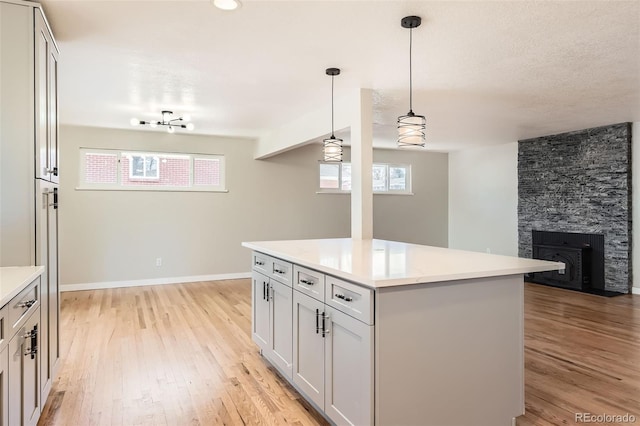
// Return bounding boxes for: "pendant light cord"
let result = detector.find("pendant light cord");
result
[409,27,413,113]
[331,75,335,138]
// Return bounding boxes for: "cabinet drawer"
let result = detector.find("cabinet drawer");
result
[325,276,373,325]
[252,252,272,275]
[0,305,6,353]
[270,258,293,287]
[293,265,325,302]
[8,277,40,334]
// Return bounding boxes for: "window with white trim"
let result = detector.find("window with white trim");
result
[79,148,226,192]
[319,162,411,194]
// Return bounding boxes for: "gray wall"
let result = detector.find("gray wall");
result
[448,143,518,256]
[518,123,632,293]
[60,125,448,286]
[372,149,448,247]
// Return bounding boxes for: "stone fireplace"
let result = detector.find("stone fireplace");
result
[518,123,632,294]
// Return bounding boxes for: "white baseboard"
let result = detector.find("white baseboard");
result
[632,287,640,295]
[60,272,252,292]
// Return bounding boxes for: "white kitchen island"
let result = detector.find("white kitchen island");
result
[241,238,563,426]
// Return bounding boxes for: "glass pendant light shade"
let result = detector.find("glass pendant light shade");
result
[323,136,343,162]
[397,15,426,148]
[398,111,426,148]
[323,67,343,162]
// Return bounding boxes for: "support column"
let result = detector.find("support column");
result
[350,88,374,240]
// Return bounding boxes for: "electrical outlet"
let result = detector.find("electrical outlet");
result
[156,257,162,267]
[486,248,491,254]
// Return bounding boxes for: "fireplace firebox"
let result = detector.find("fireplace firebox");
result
[529,231,621,296]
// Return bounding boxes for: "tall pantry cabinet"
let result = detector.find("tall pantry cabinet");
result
[0,0,61,417]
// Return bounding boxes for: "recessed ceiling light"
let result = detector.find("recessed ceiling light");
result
[212,0,241,11]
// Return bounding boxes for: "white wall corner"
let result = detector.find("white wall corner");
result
[60,272,252,292]
[253,89,356,159]
[632,287,640,295]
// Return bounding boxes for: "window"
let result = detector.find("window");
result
[318,162,411,194]
[79,148,226,192]
[129,154,159,180]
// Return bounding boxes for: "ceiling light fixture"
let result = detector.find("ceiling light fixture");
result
[130,110,195,134]
[212,0,241,11]
[323,67,343,162]
[397,15,426,149]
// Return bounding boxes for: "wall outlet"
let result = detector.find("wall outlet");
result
[486,248,491,254]
[156,257,162,267]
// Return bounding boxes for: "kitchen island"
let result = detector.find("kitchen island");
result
[242,238,563,426]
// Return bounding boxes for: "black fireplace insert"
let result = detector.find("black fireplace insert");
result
[529,231,621,296]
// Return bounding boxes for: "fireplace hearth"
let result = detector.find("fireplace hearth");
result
[529,231,623,297]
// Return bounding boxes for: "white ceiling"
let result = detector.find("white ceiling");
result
[42,0,640,152]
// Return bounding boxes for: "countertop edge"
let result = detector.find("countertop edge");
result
[242,241,564,289]
[0,266,45,308]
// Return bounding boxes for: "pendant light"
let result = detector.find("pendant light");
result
[323,68,343,162]
[397,16,426,149]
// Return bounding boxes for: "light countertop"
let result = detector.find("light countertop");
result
[242,238,564,288]
[0,266,45,307]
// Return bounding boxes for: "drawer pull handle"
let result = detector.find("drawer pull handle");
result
[300,279,314,286]
[18,299,36,309]
[24,347,38,358]
[322,312,330,337]
[315,309,320,334]
[255,261,265,266]
[274,268,285,274]
[23,325,38,359]
[335,293,353,302]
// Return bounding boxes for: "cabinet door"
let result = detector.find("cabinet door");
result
[34,10,50,181]
[292,291,325,409]
[324,307,373,426]
[8,312,40,426]
[0,346,8,426]
[48,44,59,184]
[251,272,270,351]
[268,280,293,379]
[37,183,59,404]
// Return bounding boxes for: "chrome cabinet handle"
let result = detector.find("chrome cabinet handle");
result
[23,326,38,359]
[300,279,314,286]
[334,293,353,302]
[255,261,265,266]
[273,268,285,274]
[322,312,330,337]
[315,309,320,334]
[18,299,36,309]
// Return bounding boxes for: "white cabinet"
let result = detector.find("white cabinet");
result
[251,271,293,379]
[0,346,8,426]
[0,0,60,414]
[292,291,325,409]
[251,272,270,351]
[254,251,373,426]
[35,8,59,184]
[293,290,373,426]
[324,307,373,426]
[8,309,40,426]
[36,180,59,403]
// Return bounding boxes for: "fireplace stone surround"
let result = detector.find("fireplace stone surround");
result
[518,123,632,294]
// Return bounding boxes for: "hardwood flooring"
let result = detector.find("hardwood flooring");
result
[39,280,639,426]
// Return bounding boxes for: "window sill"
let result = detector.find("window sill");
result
[316,191,414,196]
[75,187,229,193]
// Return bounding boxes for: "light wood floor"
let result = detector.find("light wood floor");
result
[38,280,639,426]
